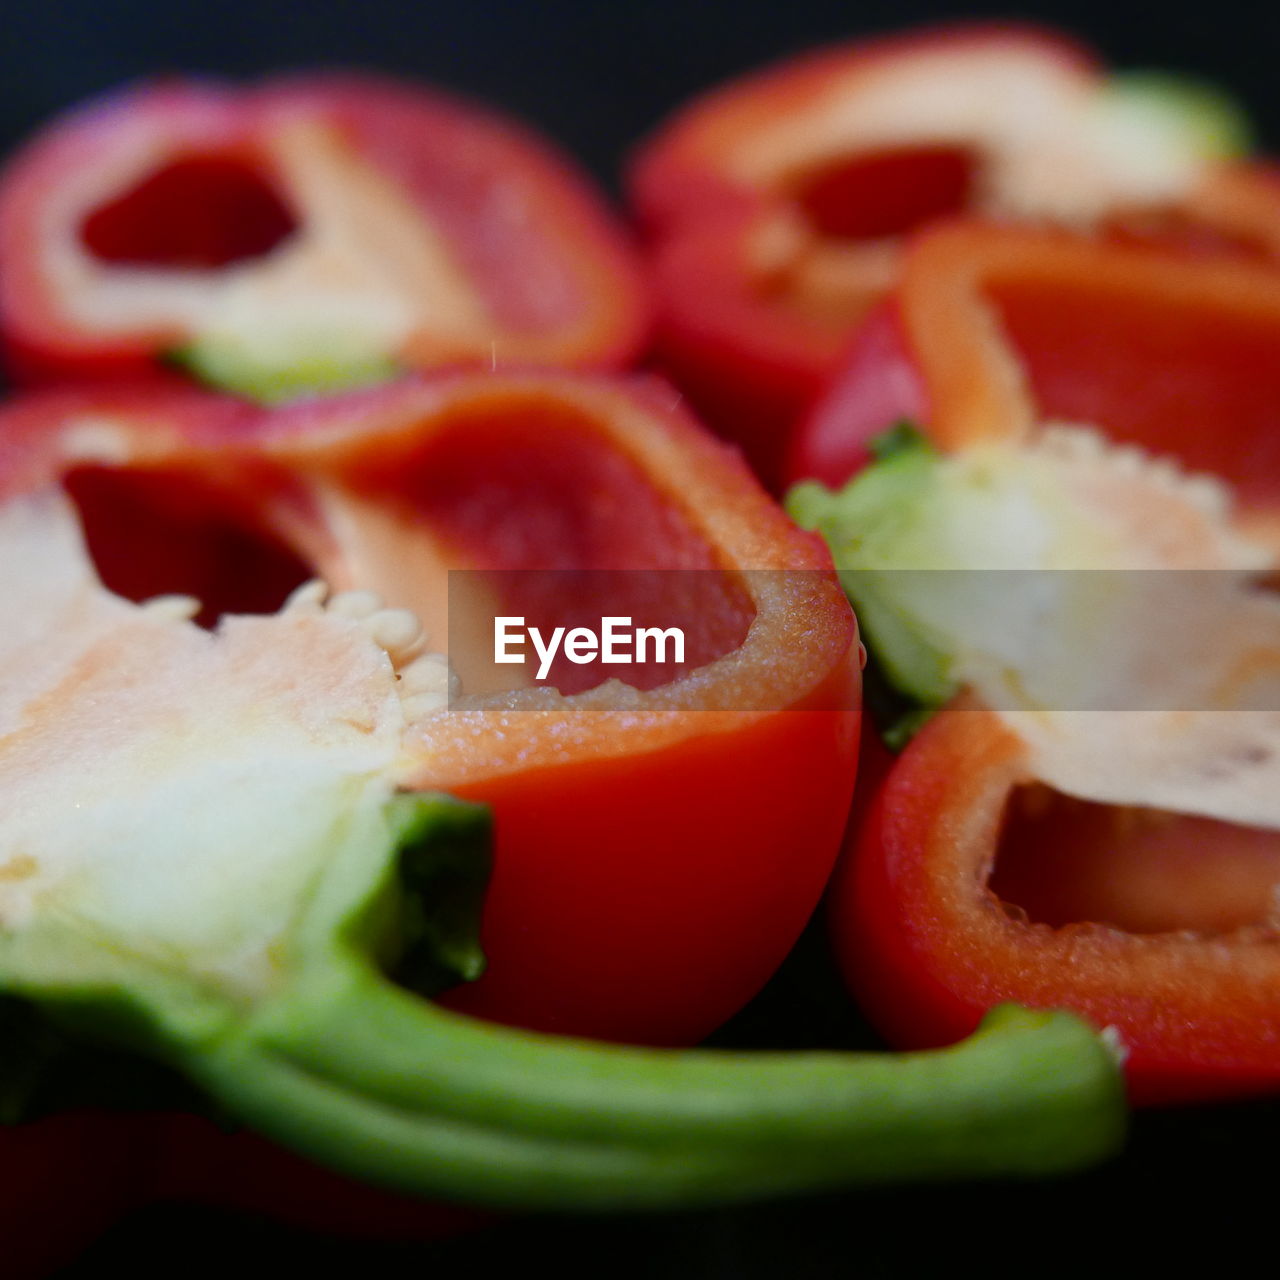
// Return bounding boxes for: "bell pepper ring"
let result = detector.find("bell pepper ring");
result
[791,221,1280,540]
[0,373,1127,1218]
[630,23,1263,487]
[0,74,651,398]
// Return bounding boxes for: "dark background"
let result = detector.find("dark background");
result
[6,0,1280,186]
[5,1,1276,1274]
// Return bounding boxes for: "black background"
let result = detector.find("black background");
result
[6,0,1280,187]
[5,1,1277,1275]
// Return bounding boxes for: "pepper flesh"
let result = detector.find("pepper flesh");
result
[630,23,1263,486]
[0,75,650,395]
[0,389,1125,1210]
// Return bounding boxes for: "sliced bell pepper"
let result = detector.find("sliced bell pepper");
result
[0,371,860,1046]
[630,23,1264,487]
[0,74,650,397]
[0,373,1127,1242]
[792,416,1280,1106]
[790,222,1280,529]
[838,706,1280,1106]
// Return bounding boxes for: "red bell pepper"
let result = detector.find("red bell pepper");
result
[630,23,1269,487]
[0,74,650,397]
[786,229,1280,1105]
[791,221,1280,533]
[795,416,1280,1106]
[0,371,860,1045]
[0,369,857,1258]
[835,706,1280,1106]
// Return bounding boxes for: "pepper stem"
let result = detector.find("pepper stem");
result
[187,962,1126,1210]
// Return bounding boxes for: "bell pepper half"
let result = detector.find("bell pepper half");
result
[0,74,650,398]
[837,704,1280,1106]
[0,373,1127,1248]
[630,22,1264,487]
[0,371,861,1047]
[791,411,1280,1106]
[791,221,1280,541]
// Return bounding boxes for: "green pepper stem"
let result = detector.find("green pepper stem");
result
[187,961,1125,1210]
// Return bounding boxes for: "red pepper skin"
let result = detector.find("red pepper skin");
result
[789,223,1280,533]
[785,301,927,489]
[0,74,650,387]
[835,708,1280,1106]
[444,692,857,1043]
[631,24,1280,490]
